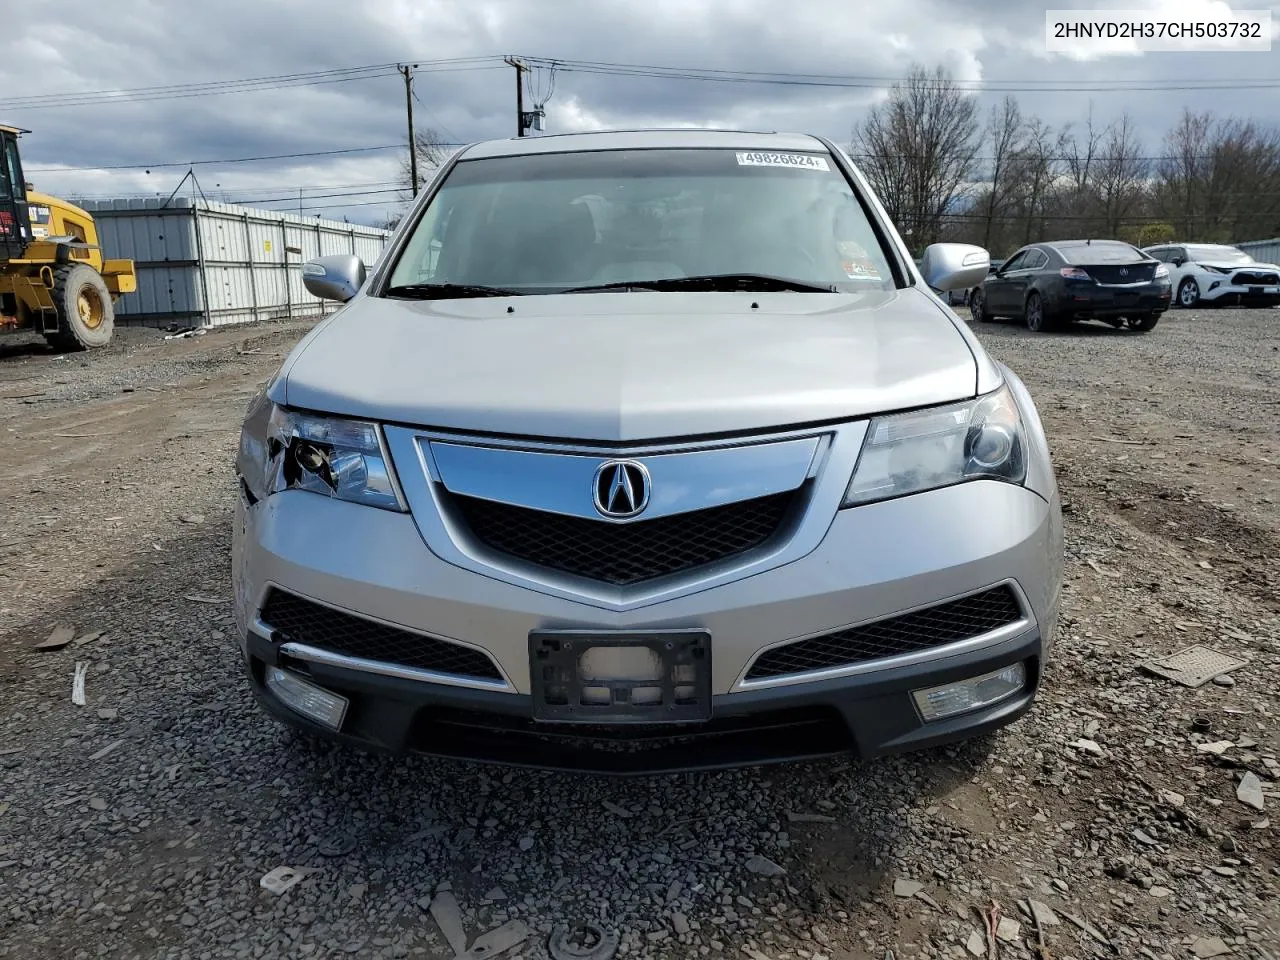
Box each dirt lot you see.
[1,308,1277,960]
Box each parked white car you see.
[1142,243,1280,309]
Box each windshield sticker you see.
[842,260,882,281]
[735,151,830,171]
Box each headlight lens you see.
[1154,264,1169,279]
[240,404,403,511]
[843,386,1027,506]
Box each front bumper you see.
[1200,282,1280,307]
[244,623,1042,774]
[234,475,1061,773]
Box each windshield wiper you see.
[562,273,839,294]
[383,282,524,299]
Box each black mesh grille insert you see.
[452,492,795,585]
[1235,270,1280,285]
[745,586,1023,680]
[260,590,502,681]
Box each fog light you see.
[265,666,348,730]
[912,663,1026,722]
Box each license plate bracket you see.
[529,631,712,724]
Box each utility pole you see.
[401,64,419,195]
[504,57,526,137]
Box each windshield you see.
[1186,245,1253,264]
[384,148,896,295]
[0,137,16,201]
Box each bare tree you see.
[1060,106,1104,197]
[1013,118,1061,246]
[851,65,981,250]
[1155,111,1280,241]
[980,97,1024,249]
[399,127,456,199]
[853,78,1280,250]
[1093,114,1149,236]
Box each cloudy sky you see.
[3,0,1278,224]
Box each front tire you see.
[1024,291,1055,333]
[1127,312,1160,332]
[1177,277,1200,309]
[45,263,115,351]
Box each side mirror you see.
[302,254,366,303]
[1170,256,1185,267]
[920,243,991,293]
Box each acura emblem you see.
[593,460,650,519]
[1119,268,1128,276]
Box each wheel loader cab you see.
[0,125,32,264]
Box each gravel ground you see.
[1,308,1277,960]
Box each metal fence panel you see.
[78,197,390,328]
[1236,238,1280,265]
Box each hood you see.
[281,288,980,442]
[1197,259,1280,272]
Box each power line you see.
[26,143,443,173]
[1,67,399,110]
[517,56,1280,93]
[228,187,405,205]
[299,198,406,212]
[0,58,504,110]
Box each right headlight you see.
[843,386,1027,507]
[237,395,403,512]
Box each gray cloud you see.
[3,0,1278,223]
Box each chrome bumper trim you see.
[732,579,1036,692]
[250,616,515,693]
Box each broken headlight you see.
[238,401,403,511]
[843,386,1027,506]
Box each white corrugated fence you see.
[1236,237,1280,266]
[77,197,390,328]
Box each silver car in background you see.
[233,130,1063,774]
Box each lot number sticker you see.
[736,151,830,171]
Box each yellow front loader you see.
[0,124,136,350]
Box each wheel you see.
[1024,291,1055,332]
[45,263,114,351]
[969,287,992,323]
[1127,312,1160,332]
[1177,277,1200,309]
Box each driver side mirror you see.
[302,254,367,303]
[920,243,991,292]
[1171,256,1186,267]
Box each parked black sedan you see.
[970,240,1171,332]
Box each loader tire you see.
[45,263,114,351]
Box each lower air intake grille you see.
[452,492,795,585]
[745,586,1024,681]
[260,590,502,681]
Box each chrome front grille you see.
[451,491,797,585]
[744,586,1024,681]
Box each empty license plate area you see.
[529,632,711,723]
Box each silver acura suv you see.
[234,130,1063,774]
